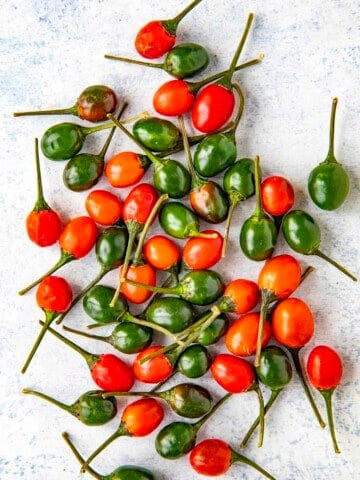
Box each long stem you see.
[193,393,232,432]
[63,323,110,343]
[82,111,149,136]
[62,432,101,480]
[132,194,169,266]
[21,310,58,374]
[219,13,254,88]
[81,428,126,472]
[97,102,128,158]
[124,312,179,342]
[178,115,200,188]
[56,267,107,325]
[165,0,203,32]
[253,155,265,219]
[241,389,281,448]
[228,83,245,134]
[287,347,326,428]
[252,382,265,447]
[18,250,74,295]
[314,249,357,282]
[14,105,77,117]
[254,290,274,367]
[326,97,338,162]
[221,196,239,258]
[123,278,181,296]
[104,54,163,69]
[320,389,341,453]
[231,450,277,480]
[33,138,50,211]
[22,388,71,414]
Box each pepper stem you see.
[228,83,245,134]
[122,278,181,297]
[82,111,149,136]
[56,267,108,325]
[107,113,162,167]
[193,392,232,432]
[132,194,169,266]
[33,138,50,211]
[252,155,266,219]
[221,194,240,258]
[251,382,265,447]
[325,97,338,163]
[163,0,203,34]
[320,388,341,454]
[287,347,326,428]
[97,103,128,158]
[21,310,58,374]
[63,323,110,343]
[40,320,98,369]
[218,12,254,89]
[124,312,179,342]
[241,389,281,448]
[178,115,201,187]
[80,426,127,472]
[62,432,101,480]
[104,54,163,69]
[14,105,77,117]
[254,290,276,367]
[22,388,71,414]
[314,249,357,282]
[18,250,74,296]
[231,449,277,480]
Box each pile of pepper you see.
[15,1,357,479]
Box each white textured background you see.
[0,0,359,479]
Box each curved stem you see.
[104,54,163,69]
[40,320,97,368]
[22,388,71,414]
[254,290,275,367]
[320,389,341,454]
[240,389,281,448]
[21,310,58,374]
[165,0,203,32]
[221,197,239,258]
[252,382,265,448]
[231,449,277,480]
[314,249,357,282]
[18,250,74,296]
[218,12,254,88]
[193,393,232,432]
[123,278,181,296]
[97,102,128,158]
[287,347,326,428]
[107,113,162,167]
[124,312,179,342]
[178,115,199,186]
[56,267,107,325]
[326,97,338,162]
[62,432,101,480]
[81,428,126,472]
[14,105,77,117]
[33,138,50,211]
[228,83,245,134]
[132,194,169,266]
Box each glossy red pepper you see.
[261,175,295,216]
[182,230,223,270]
[21,276,73,374]
[105,151,151,188]
[26,138,62,247]
[85,189,123,226]
[143,234,181,272]
[225,312,271,356]
[133,346,174,383]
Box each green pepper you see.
[177,344,212,378]
[308,97,349,210]
[193,83,244,177]
[239,156,277,260]
[62,432,156,480]
[282,209,357,281]
[133,116,181,152]
[145,296,196,333]
[22,389,117,426]
[222,157,255,256]
[105,42,209,79]
[197,311,229,346]
[240,346,292,447]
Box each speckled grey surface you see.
[0,0,359,479]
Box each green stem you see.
[123,278,182,296]
[218,12,254,88]
[56,267,108,325]
[231,450,277,480]
[107,113,162,167]
[124,312,179,342]
[14,105,77,117]
[314,249,357,282]
[97,102,128,158]
[241,389,281,448]
[300,265,315,285]
[21,310,58,374]
[63,323,110,343]
[178,115,202,188]
[33,138,50,211]
[104,54,163,69]
[164,0,203,34]
[193,393,232,432]
[252,155,266,219]
[82,111,149,136]
[18,250,74,296]
[110,221,142,307]
[22,388,71,414]
[325,97,338,162]
[221,196,240,258]
[287,347,326,428]
[252,382,265,447]
[62,432,101,480]
[228,83,245,134]
[320,389,341,454]
[254,290,275,367]
[81,427,127,472]
[132,194,169,266]
[40,320,98,369]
